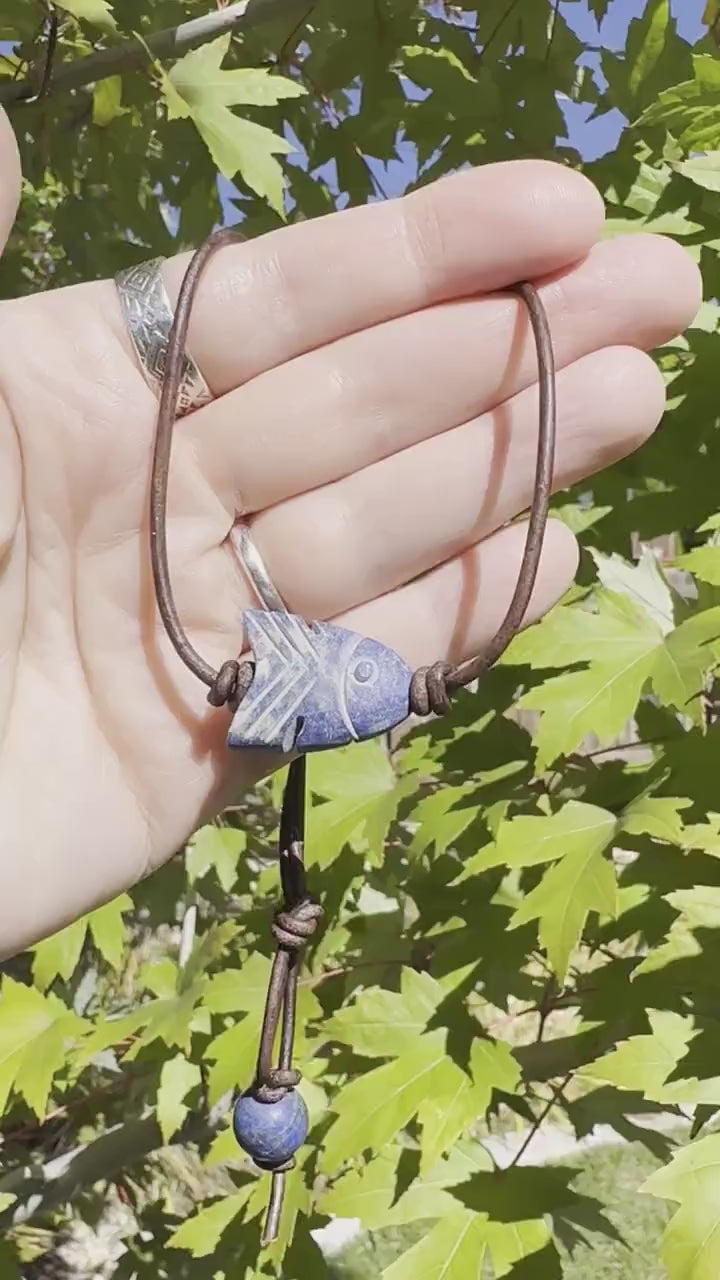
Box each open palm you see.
[0,110,701,955]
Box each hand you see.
[0,107,700,954]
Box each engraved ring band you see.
[115,258,213,419]
[115,256,285,611]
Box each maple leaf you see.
[510,842,618,981]
[163,35,305,213]
[643,1133,720,1279]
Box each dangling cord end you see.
[263,1172,286,1247]
[248,755,320,1247]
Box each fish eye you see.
[352,659,377,685]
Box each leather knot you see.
[254,1067,301,1103]
[271,898,322,950]
[207,658,253,708]
[410,661,453,717]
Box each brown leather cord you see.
[410,280,557,715]
[148,227,557,1243]
[150,230,557,713]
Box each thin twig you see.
[506,1072,572,1170]
[0,0,315,105]
[574,736,675,762]
[535,974,558,1042]
[476,0,523,66]
[276,0,315,66]
[300,957,404,988]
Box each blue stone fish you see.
[226,610,412,753]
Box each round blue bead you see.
[232,1089,309,1168]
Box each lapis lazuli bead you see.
[226,610,412,754]
[232,1089,309,1169]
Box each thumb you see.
[0,107,21,258]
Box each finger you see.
[0,107,21,257]
[153,161,604,394]
[238,345,662,620]
[0,107,22,556]
[340,517,579,671]
[188,231,699,518]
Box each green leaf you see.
[0,978,86,1117]
[57,0,116,29]
[462,801,617,877]
[92,76,126,127]
[577,1011,694,1099]
[627,1,671,104]
[591,548,674,635]
[382,1209,490,1280]
[677,546,720,585]
[167,1189,253,1257]
[88,893,132,969]
[418,1038,521,1174]
[32,918,87,990]
[678,154,720,194]
[308,739,396,799]
[306,746,412,869]
[325,967,445,1058]
[642,1133,720,1279]
[156,1054,201,1144]
[510,843,618,981]
[187,826,247,892]
[164,35,305,213]
[637,55,720,149]
[406,784,478,859]
[578,1011,720,1104]
[319,1145,481,1230]
[508,591,665,766]
[169,40,306,111]
[634,886,720,976]
[322,1029,464,1170]
[621,795,691,843]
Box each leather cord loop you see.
[149,234,556,717]
[147,230,557,1247]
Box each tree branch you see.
[0,0,314,105]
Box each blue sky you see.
[3,2,708,219]
[560,0,706,159]
[258,0,709,218]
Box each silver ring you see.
[230,521,288,613]
[115,258,213,419]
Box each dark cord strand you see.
[149,228,246,693]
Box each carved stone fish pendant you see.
[227,610,413,753]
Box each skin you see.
[0,107,702,956]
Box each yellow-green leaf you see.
[382,1210,490,1280]
[642,1133,720,1279]
[167,1189,252,1257]
[58,0,116,30]
[157,1053,202,1144]
[322,1029,461,1171]
[32,918,87,991]
[510,844,618,981]
[187,826,247,892]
